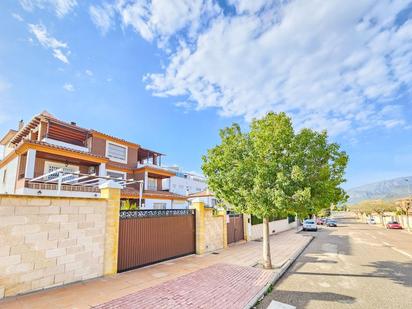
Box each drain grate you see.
[212,252,220,255]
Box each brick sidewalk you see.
[94,264,274,309]
[0,229,312,309]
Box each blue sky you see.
[0,0,412,189]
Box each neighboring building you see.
[188,189,220,208]
[0,111,187,209]
[163,166,207,196]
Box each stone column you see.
[218,209,228,249]
[25,149,36,179]
[243,214,251,241]
[191,199,205,254]
[99,180,122,275]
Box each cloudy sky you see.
[1,0,412,188]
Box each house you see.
[163,166,207,194]
[188,189,220,208]
[0,111,187,209]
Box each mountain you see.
[346,176,412,205]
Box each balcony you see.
[42,138,89,153]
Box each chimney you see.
[18,120,24,130]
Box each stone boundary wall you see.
[0,195,108,299]
[249,218,296,241]
[204,208,225,253]
[364,213,411,228]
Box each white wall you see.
[142,199,189,210]
[167,174,207,196]
[0,157,18,194]
[249,218,297,240]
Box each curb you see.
[244,235,314,309]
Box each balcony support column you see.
[25,149,36,179]
[144,171,148,190]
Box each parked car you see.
[303,219,318,231]
[317,218,326,225]
[386,221,403,229]
[326,219,337,227]
[367,218,376,224]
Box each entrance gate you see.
[227,214,244,244]
[117,209,196,272]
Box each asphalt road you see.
[257,213,412,309]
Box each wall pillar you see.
[99,163,107,177]
[99,180,122,275]
[243,214,251,241]
[218,209,228,248]
[24,149,36,179]
[191,199,206,254]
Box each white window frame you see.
[105,140,128,164]
[44,161,80,181]
[147,177,157,190]
[106,169,127,180]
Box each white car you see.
[303,219,318,231]
[367,218,376,224]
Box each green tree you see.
[202,112,348,269]
[397,199,411,231]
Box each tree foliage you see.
[202,112,348,221]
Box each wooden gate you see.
[227,214,244,244]
[117,209,196,272]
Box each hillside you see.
[347,176,412,205]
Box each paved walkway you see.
[0,229,312,309]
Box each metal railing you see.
[120,209,195,219]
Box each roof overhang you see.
[0,140,109,169]
[90,130,139,149]
[134,166,175,177]
[0,130,18,145]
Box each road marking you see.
[380,241,412,259]
[268,300,296,309]
[392,248,412,259]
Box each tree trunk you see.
[262,217,272,269]
[381,214,385,227]
[296,213,299,231]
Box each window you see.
[107,170,126,179]
[153,203,166,209]
[44,162,79,181]
[147,178,157,190]
[106,141,127,163]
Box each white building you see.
[161,167,208,208]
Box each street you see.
[257,213,412,309]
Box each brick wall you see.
[204,208,225,252]
[0,195,108,299]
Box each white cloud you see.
[19,0,77,17]
[85,69,93,76]
[63,83,75,92]
[90,0,220,44]
[142,0,412,135]
[91,0,412,136]
[89,3,116,35]
[12,13,24,22]
[29,24,70,64]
